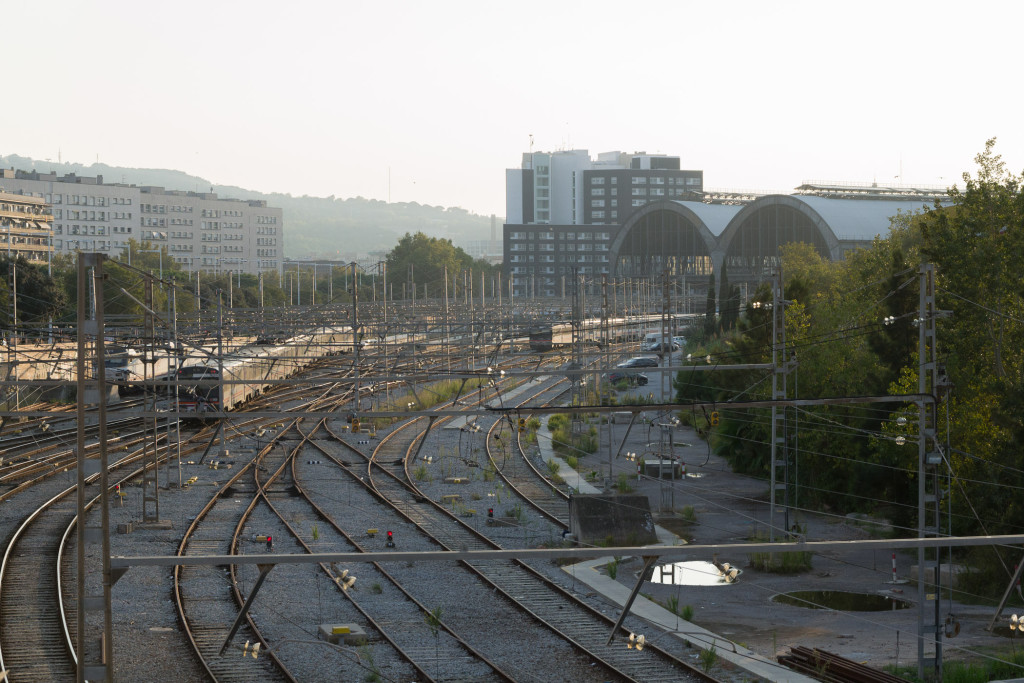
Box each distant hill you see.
[0,154,501,258]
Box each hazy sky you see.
[3,1,1020,217]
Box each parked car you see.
[645,341,680,354]
[672,336,686,347]
[617,356,659,369]
[607,371,649,386]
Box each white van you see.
[643,331,666,350]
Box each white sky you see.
[3,0,1021,217]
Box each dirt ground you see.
[614,423,1013,675]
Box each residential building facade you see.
[0,190,53,264]
[0,169,282,275]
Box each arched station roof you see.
[609,194,934,298]
[789,195,930,242]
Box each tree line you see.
[677,139,1023,594]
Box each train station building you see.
[503,149,946,303]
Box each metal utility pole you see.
[215,291,225,458]
[76,253,113,682]
[141,277,160,523]
[171,282,182,488]
[917,262,950,680]
[444,266,451,373]
[661,269,672,398]
[601,274,610,351]
[352,262,360,411]
[769,271,795,541]
[9,263,18,408]
[571,269,584,432]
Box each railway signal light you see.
[517,417,526,433]
[488,508,494,518]
[710,411,720,426]
[386,531,395,548]
[266,535,273,550]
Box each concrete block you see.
[569,494,658,547]
[443,477,469,485]
[319,623,367,645]
[440,494,461,504]
[641,459,682,478]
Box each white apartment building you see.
[139,186,281,276]
[0,170,282,276]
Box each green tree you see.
[0,255,68,331]
[385,232,499,300]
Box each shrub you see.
[699,645,718,672]
[547,414,569,432]
[665,594,679,615]
[607,557,620,579]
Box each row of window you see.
[55,209,132,221]
[53,195,133,207]
[509,254,610,263]
[510,265,610,276]
[508,231,611,240]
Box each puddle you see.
[647,560,741,586]
[773,590,912,611]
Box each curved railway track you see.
[248,418,512,682]
[0,331,692,682]
[358,378,715,683]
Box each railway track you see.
[247,418,510,682]
[358,377,715,683]
[0,328,688,681]
[486,381,574,527]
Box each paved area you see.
[532,361,1014,679]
